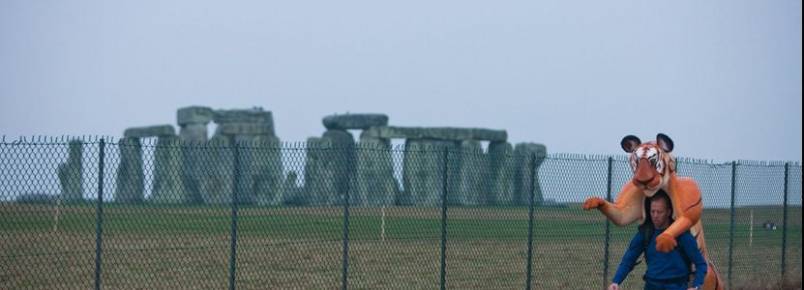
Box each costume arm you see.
[669,179,703,236]
[584,182,644,226]
[612,232,643,284]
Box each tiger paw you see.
[655,233,677,252]
[582,197,606,210]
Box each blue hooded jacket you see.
[613,228,708,288]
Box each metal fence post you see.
[440,148,449,290]
[341,147,353,290]
[781,162,789,283]
[94,139,105,290]
[229,141,241,290]
[525,153,538,290]
[603,157,613,289]
[728,161,736,289]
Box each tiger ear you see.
[656,133,674,153]
[621,135,641,153]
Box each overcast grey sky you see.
[1,0,801,162]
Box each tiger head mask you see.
[620,133,676,196]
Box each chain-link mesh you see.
[1,139,98,289]
[604,155,646,290]
[444,142,527,289]
[1,137,801,289]
[348,141,441,289]
[674,158,734,290]
[786,164,803,285]
[234,141,343,289]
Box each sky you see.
[1,0,801,163]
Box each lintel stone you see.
[215,123,275,136]
[323,113,388,130]
[362,126,506,142]
[214,108,273,124]
[177,106,215,125]
[124,125,176,138]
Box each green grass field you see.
[1,203,801,289]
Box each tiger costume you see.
[583,134,724,290]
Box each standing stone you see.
[181,142,208,204]
[178,106,215,204]
[487,141,515,205]
[57,140,83,202]
[150,136,187,203]
[239,135,283,206]
[281,171,305,205]
[180,123,210,143]
[115,137,144,203]
[303,130,355,205]
[354,135,399,206]
[199,135,234,204]
[304,137,337,205]
[232,135,257,204]
[401,139,458,206]
[513,143,547,206]
[449,140,486,206]
[323,130,356,200]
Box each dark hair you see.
[649,190,673,216]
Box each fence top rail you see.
[0,135,115,144]
[1,135,800,166]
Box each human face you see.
[650,199,671,229]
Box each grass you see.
[1,203,801,289]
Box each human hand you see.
[608,283,620,290]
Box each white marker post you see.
[381,206,386,242]
[749,209,753,247]
[52,195,63,234]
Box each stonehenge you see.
[308,115,544,207]
[112,107,283,205]
[68,108,546,207]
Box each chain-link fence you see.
[1,137,800,289]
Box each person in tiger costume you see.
[609,191,707,290]
[583,134,724,290]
